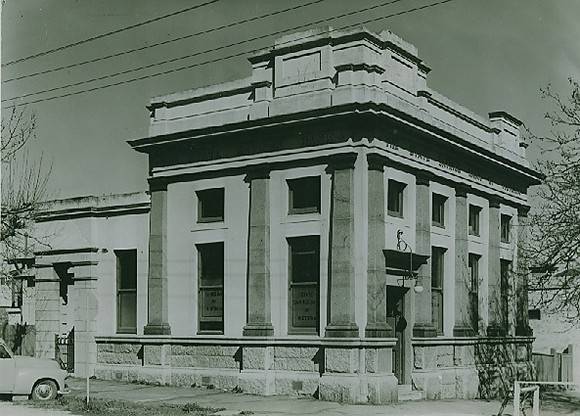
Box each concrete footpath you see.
[66,378,580,416]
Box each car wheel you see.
[31,379,58,401]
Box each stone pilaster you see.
[365,154,392,338]
[453,185,474,336]
[143,179,171,335]
[325,153,359,338]
[515,206,532,336]
[243,166,274,336]
[413,171,437,337]
[487,199,503,336]
[34,265,61,359]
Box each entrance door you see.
[386,286,408,384]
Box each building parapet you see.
[36,192,149,222]
[142,27,532,172]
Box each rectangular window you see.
[431,247,446,335]
[432,194,447,227]
[287,176,321,214]
[469,205,481,236]
[500,259,511,331]
[468,254,480,332]
[197,242,224,334]
[197,188,225,223]
[501,214,511,243]
[288,236,320,334]
[387,180,406,217]
[116,250,137,334]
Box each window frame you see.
[196,188,225,223]
[431,193,447,228]
[115,249,138,335]
[500,214,511,243]
[197,242,225,335]
[468,205,481,236]
[431,246,446,335]
[468,253,481,332]
[287,236,320,335]
[500,259,512,332]
[387,179,406,218]
[287,176,321,215]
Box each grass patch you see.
[18,395,225,416]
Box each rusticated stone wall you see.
[95,338,397,404]
[411,337,534,400]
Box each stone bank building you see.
[4,28,543,403]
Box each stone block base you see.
[95,337,399,404]
[319,373,397,404]
[412,367,479,400]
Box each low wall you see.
[412,337,535,400]
[95,336,398,404]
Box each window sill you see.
[289,208,320,215]
[197,217,224,224]
[116,329,137,335]
[387,211,404,219]
[432,222,445,229]
[197,331,224,336]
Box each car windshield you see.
[0,343,11,359]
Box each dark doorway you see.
[386,285,408,384]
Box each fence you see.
[532,344,574,384]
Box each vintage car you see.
[0,338,69,400]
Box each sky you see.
[2,0,579,199]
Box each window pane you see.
[288,177,321,213]
[197,188,225,221]
[387,180,405,216]
[291,285,318,328]
[197,242,224,333]
[117,250,137,289]
[431,247,445,289]
[468,254,480,330]
[500,260,511,330]
[118,292,137,332]
[116,250,137,334]
[432,289,443,334]
[501,215,511,242]
[469,205,480,235]
[288,236,320,333]
[432,194,446,226]
[198,243,224,287]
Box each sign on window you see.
[200,288,223,321]
[291,285,317,328]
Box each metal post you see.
[86,286,89,406]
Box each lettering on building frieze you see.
[409,152,430,163]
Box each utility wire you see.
[1,0,220,67]
[3,0,328,83]
[2,0,457,109]
[3,0,407,102]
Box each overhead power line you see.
[2,0,457,109]
[1,0,220,67]
[2,0,407,103]
[3,0,328,83]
